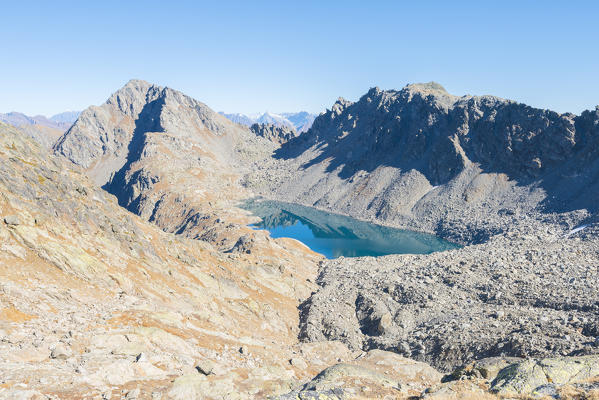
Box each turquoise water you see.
[240,199,459,259]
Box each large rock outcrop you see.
[250,122,299,145]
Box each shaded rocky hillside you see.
[246,82,599,243]
[250,122,299,145]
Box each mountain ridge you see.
[54,79,254,185]
[245,81,599,244]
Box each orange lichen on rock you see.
[0,306,35,323]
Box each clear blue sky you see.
[1,1,598,117]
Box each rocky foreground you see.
[1,80,599,398]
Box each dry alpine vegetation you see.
[0,79,598,399]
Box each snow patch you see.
[566,224,588,237]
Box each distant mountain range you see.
[0,111,80,148]
[220,111,316,133]
[0,111,80,130]
[48,111,81,125]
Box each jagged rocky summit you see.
[53,79,277,244]
[250,122,299,145]
[246,81,599,244]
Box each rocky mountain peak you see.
[366,86,383,96]
[399,81,458,110]
[331,97,353,115]
[105,79,161,118]
[54,80,276,219]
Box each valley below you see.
[1,80,598,399]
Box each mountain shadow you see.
[102,96,166,211]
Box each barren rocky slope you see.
[301,229,599,372]
[0,121,340,398]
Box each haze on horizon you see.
[1,1,598,117]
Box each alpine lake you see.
[241,199,460,259]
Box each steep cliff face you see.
[246,83,599,243]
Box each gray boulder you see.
[490,355,599,396]
[3,215,21,226]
